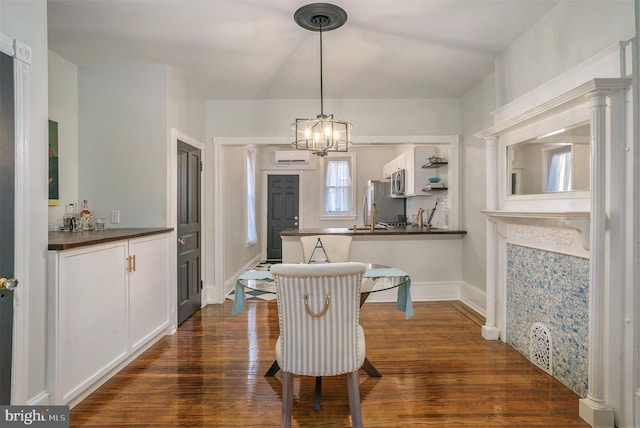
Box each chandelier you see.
[292,3,352,157]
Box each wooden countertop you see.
[48,227,173,250]
[280,226,466,237]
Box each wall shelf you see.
[422,161,448,169]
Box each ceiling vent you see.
[274,150,310,166]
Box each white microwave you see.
[391,169,405,197]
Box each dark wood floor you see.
[70,301,589,427]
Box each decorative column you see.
[482,136,499,340]
[579,90,614,427]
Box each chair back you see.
[271,262,366,376]
[300,235,352,263]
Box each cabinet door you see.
[129,234,170,351]
[56,241,128,403]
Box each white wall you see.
[221,145,257,279]
[208,98,461,137]
[0,0,49,404]
[78,65,169,227]
[167,67,206,143]
[495,0,635,105]
[459,73,495,310]
[48,51,78,225]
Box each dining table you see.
[232,263,413,378]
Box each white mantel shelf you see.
[481,210,589,220]
[481,210,590,250]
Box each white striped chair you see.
[271,262,367,428]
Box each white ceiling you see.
[47,0,559,100]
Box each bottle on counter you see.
[80,200,91,218]
[79,200,92,230]
[63,204,76,231]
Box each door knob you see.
[0,278,18,291]
[294,222,298,226]
[294,216,299,220]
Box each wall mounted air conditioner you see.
[274,150,310,166]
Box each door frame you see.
[261,170,304,261]
[168,129,205,331]
[0,33,31,404]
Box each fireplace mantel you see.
[481,210,590,250]
[476,43,634,427]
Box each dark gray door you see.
[177,141,201,325]
[0,51,15,404]
[267,175,299,261]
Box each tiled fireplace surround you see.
[506,235,589,397]
[476,43,636,428]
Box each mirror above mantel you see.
[507,122,590,196]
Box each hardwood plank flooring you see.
[70,301,589,427]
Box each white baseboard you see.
[27,390,51,406]
[459,281,486,318]
[364,281,461,303]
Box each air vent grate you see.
[530,322,553,375]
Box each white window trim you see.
[319,152,357,221]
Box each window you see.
[322,154,356,218]
[545,146,572,192]
[246,146,257,245]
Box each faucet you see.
[370,203,377,232]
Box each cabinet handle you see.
[127,255,136,273]
[132,255,136,272]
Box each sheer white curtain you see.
[546,148,571,192]
[325,159,352,213]
[246,147,258,244]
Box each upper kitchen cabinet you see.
[381,138,460,229]
[382,154,406,179]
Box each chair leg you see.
[282,372,293,428]
[314,376,322,410]
[347,371,362,428]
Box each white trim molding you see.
[0,32,31,405]
[168,129,206,323]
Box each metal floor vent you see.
[530,322,553,375]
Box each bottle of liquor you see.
[80,200,92,230]
[80,200,91,218]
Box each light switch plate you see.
[110,210,120,224]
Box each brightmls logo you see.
[0,406,69,427]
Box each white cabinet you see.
[382,155,405,178]
[129,234,171,351]
[47,232,171,406]
[405,146,439,196]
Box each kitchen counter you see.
[48,227,173,250]
[280,226,466,237]
[280,226,467,303]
